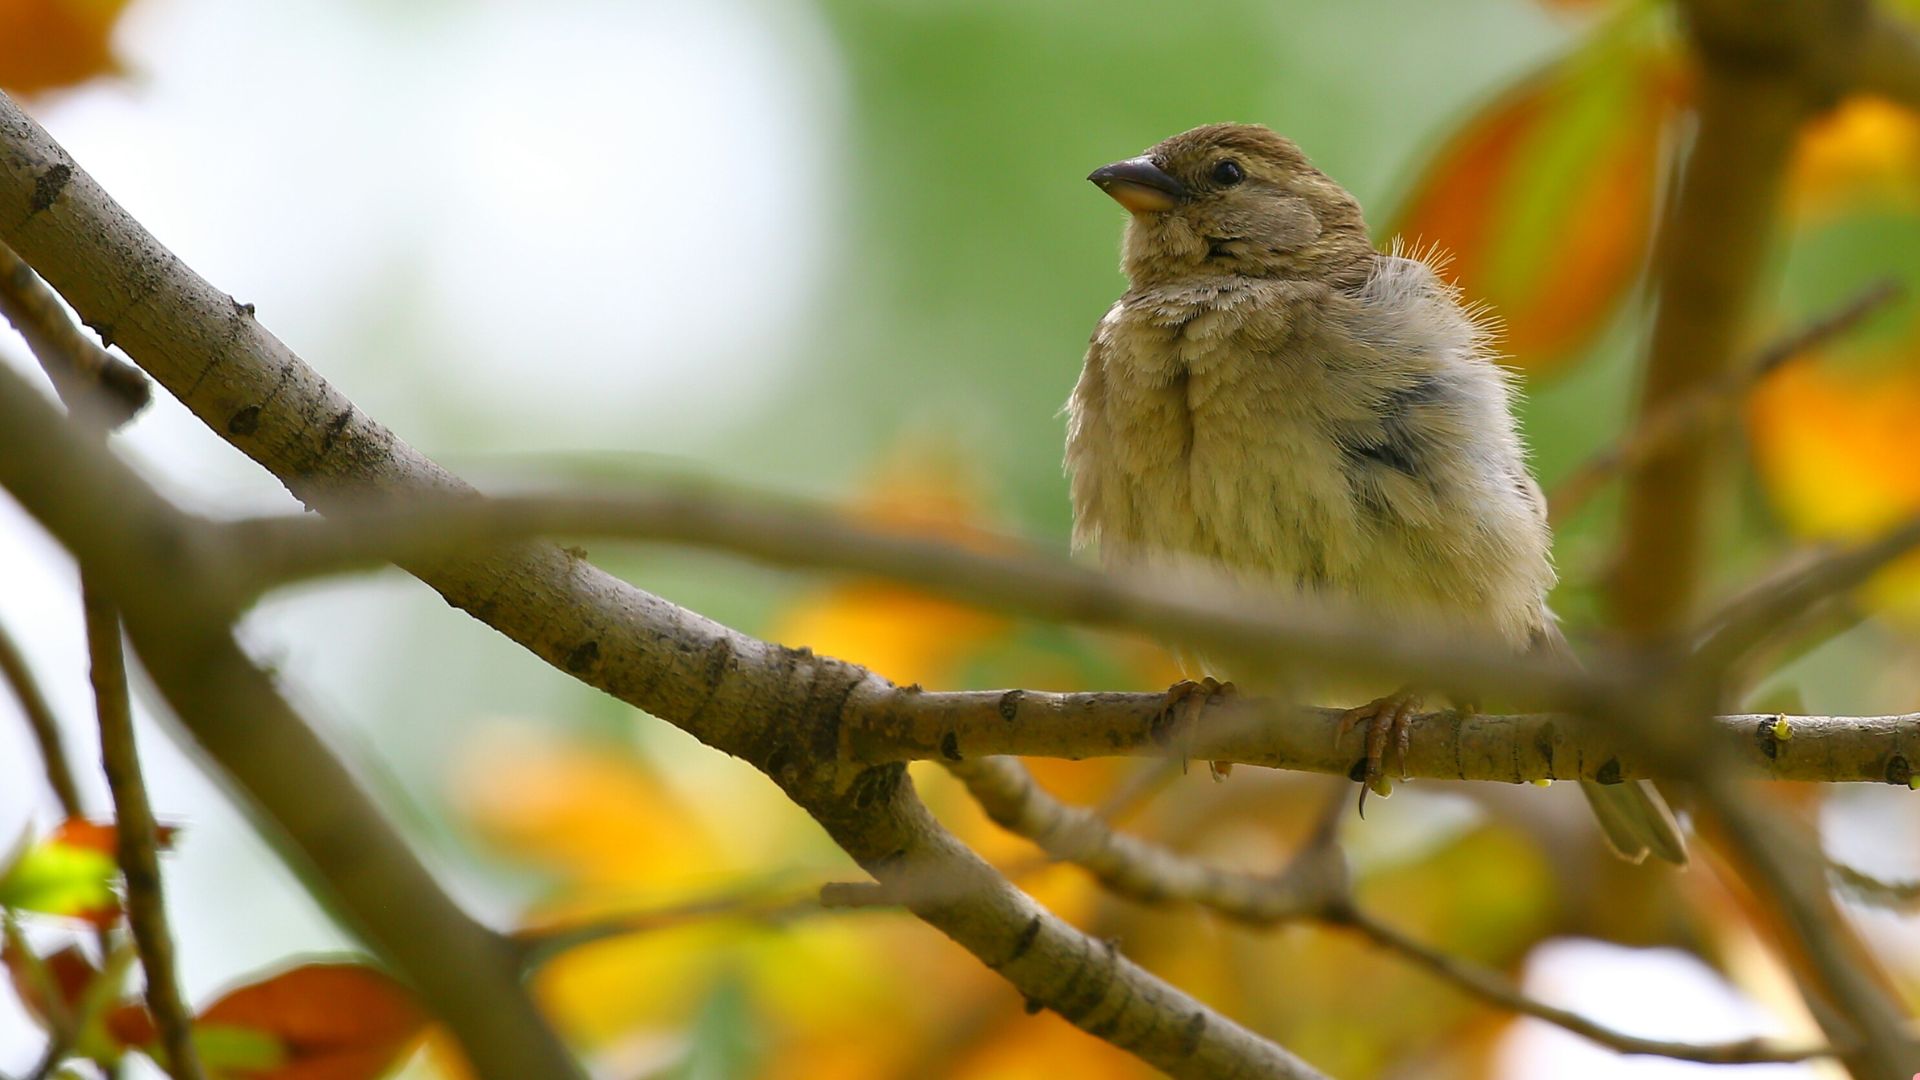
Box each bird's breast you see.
[1096,306,1360,591]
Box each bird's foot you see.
[1154,677,1238,780]
[1338,689,1422,815]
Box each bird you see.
[1064,122,1686,865]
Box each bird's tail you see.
[1580,780,1688,866]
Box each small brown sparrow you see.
[1066,123,1684,864]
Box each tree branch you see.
[0,362,583,1078]
[946,756,1338,921]
[948,756,1833,1065]
[0,613,82,817]
[0,92,1322,1080]
[1339,909,1833,1066]
[82,583,205,1080]
[0,240,146,426]
[222,490,1600,716]
[1695,512,1920,672]
[1617,2,1920,1074]
[888,691,1920,784]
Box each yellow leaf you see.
[767,445,1010,687]
[1788,96,1920,218]
[1748,357,1920,617]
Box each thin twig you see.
[83,582,204,1080]
[1549,279,1901,525]
[0,242,147,426]
[1830,860,1920,911]
[946,756,1339,921]
[950,755,1832,1065]
[1693,513,1920,673]
[1338,909,1833,1065]
[511,883,827,970]
[0,614,82,817]
[1695,773,1914,1073]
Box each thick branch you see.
[1613,9,1816,636]
[874,692,1920,785]
[0,92,1318,1079]
[1619,3,1919,1075]
[205,490,1920,783]
[225,491,1599,716]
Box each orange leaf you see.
[52,817,181,856]
[1387,19,1679,373]
[0,0,134,94]
[197,962,428,1080]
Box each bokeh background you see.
[3,0,1920,1076]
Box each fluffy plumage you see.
[1068,123,1684,864]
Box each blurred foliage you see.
[3,818,425,1078]
[5,0,1920,1077]
[0,0,129,94]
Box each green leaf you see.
[0,839,117,918]
[190,1022,289,1076]
[673,971,761,1080]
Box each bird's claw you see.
[1155,677,1238,780]
[1338,690,1421,816]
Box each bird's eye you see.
[1211,160,1244,185]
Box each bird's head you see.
[1089,123,1374,287]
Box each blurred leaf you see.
[52,817,181,857]
[0,832,117,921]
[2,937,148,1065]
[3,941,97,1028]
[191,962,427,1080]
[1386,11,1677,373]
[455,731,724,891]
[1748,357,1920,619]
[192,1023,290,1076]
[1788,97,1920,218]
[673,971,762,1080]
[767,445,1010,687]
[0,0,133,94]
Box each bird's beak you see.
[1088,157,1186,214]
